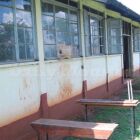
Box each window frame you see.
[107,18,123,55]
[0,0,37,64]
[41,0,80,60]
[133,27,140,52]
[84,8,105,57]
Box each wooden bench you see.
[77,99,140,140]
[31,119,118,140]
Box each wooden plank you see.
[31,119,118,140]
[77,99,139,107]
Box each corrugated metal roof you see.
[95,0,140,22]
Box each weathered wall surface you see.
[45,59,83,106]
[0,0,139,137]
[0,64,40,127]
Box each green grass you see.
[133,78,140,90]
[64,89,140,140]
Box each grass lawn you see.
[64,82,140,140]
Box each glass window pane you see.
[42,15,54,30]
[70,11,77,21]
[56,18,68,32]
[19,44,26,59]
[26,45,34,59]
[85,35,91,56]
[42,3,53,16]
[44,45,57,59]
[84,10,90,36]
[90,18,98,27]
[108,20,120,28]
[0,43,16,61]
[56,32,67,44]
[73,35,79,46]
[91,28,99,36]
[16,0,31,11]
[55,6,68,19]
[0,0,13,6]
[0,25,14,43]
[111,29,120,36]
[43,30,55,44]
[18,27,25,44]
[92,37,100,54]
[25,28,33,44]
[0,7,13,25]
[91,36,100,47]
[72,46,79,57]
[70,23,78,33]
[16,10,32,27]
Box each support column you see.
[78,0,87,98]
[130,23,134,78]
[34,0,47,95]
[104,12,109,92]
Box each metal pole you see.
[78,0,86,85]
[127,80,131,100]
[130,80,134,100]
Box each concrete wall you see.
[85,56,106,90]
[133,53,140,72]
[0,63,40,127]
[108,55,122,81]
[0,0,140,135]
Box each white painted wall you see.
[133,53,140,71]
[45,59,82,106]
[0,64,40,127]
[107,55,122,81]
[85,56,107,90]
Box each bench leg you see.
[130,107,135,140]
[85,105,88,121]
[133,107,136,134]
[38,130,49,140]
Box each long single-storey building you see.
[0,0,140,140]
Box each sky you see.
[118,0,140,15]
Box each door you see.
[123,22,133,78]
[123,35,132,78]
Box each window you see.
[84,8,104,56]
[0,0,36,63]
[123,21,131,35]
[133,28,140,52]
[41,0,79,60]
[107,19,122,54]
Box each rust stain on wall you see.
[59,81,73,99]
[18,74,33,101]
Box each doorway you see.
[123,21,133,78]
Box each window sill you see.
[0,61,39,69]
[107,54,123,57]
[45,57,82,64]
[85,55,106,59]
